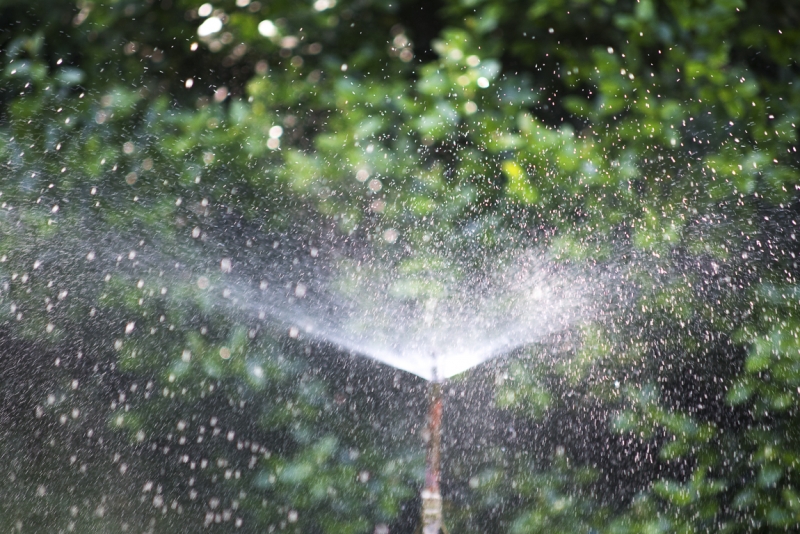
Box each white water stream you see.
[228,247,593,381]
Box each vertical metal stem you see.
[421,381,443,534]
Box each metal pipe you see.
[421,381,443,534]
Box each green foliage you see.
[0,0,799,532]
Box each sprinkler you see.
[243,253,584,531]
[420,380,449,534]
[417,362,450,534]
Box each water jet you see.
[238,246,593,530]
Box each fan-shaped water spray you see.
[184,232,606,532]
[80,224,605,531]
[234,244,593,381]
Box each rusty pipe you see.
[421,381,443,534]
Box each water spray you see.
[233,249,590,532]
[224,244,590,531]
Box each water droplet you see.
[197,16,223,37]
[294,283,307,297]
[258,20,277,38]
[383,229,398,243]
